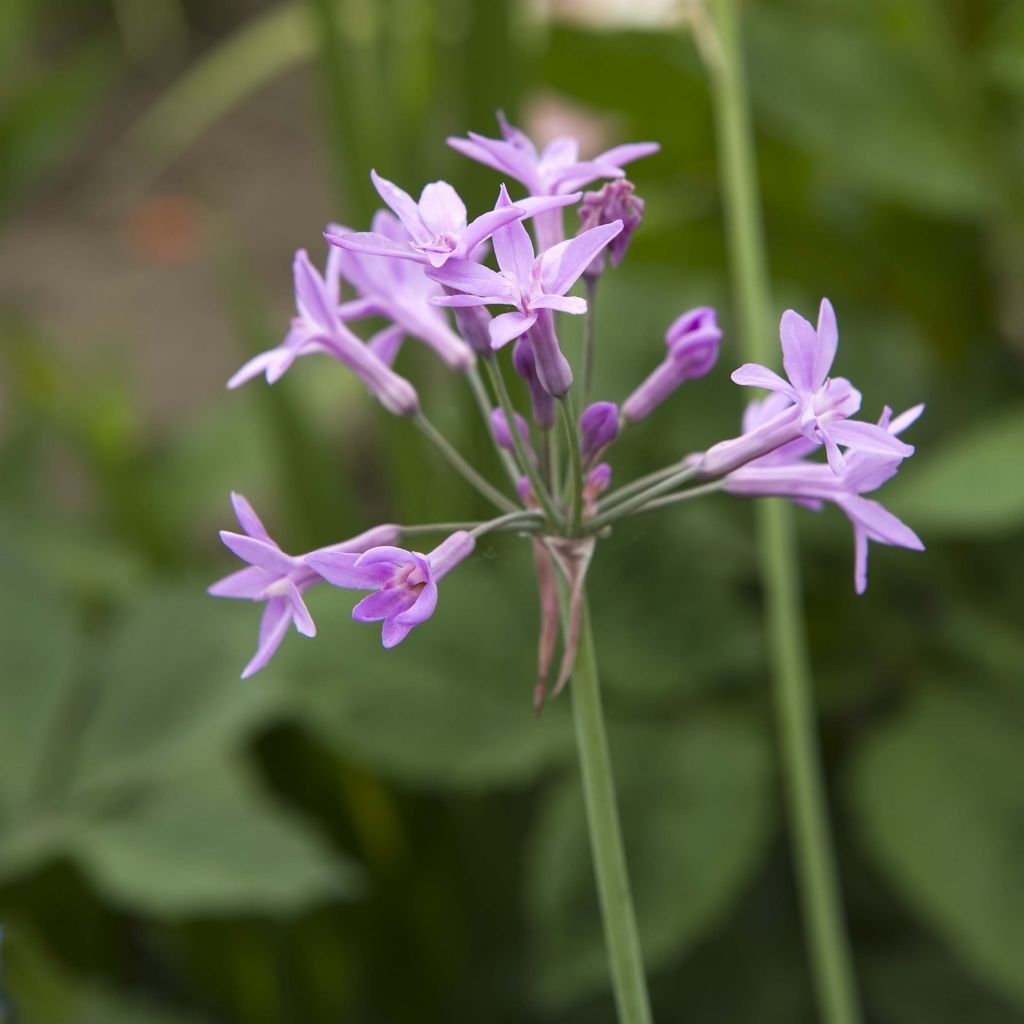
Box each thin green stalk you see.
[587,466,700,532]
[467,361,522,490]
[631,480,725,516]
[704,3,862,1022]
[583,277,599,407]
[413,412,517,514]
[398,512,541,538]
[571,595,653,1024]
[559,395,585,532]
[598,462,690,512]
[483,358,563,528]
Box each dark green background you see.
[1,1,1022,1021]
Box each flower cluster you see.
[211,112,924,696]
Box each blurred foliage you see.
[1,0,1023,1022]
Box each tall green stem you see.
[704,3,862,1022]
[571,596,653,1024]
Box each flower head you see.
[330,214,475,370]
[701,299,913,475]
[227,249,419,416]
[307,531,475,648]
[328,173,581,269]
[448,111,659,198]
[724,404,925,592]
[209,493,399,676]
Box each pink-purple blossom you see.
[428,187,622,395]
[724,404,925,592]
[329,214,475,370]
[328,173,580,269]
[307,532,475,648]
[209,493,399,676]
[701,299,913,476]
[578,181,645,279]
[227,249,419,416]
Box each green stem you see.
[704,3,862,1022]
[559,395,585,533]
[467,361,522,490]
[587,466,700,532]
[598,462,692,513]
[483,359,563,528]
[630,480,725,516]
[399,512,541,538]
[571,595,653,1024]
[413,412,517,514]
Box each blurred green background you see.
[1,0,1023,1021]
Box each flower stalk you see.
[704,2,863,1022]
[570,594,653,1024]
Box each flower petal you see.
[827,418,914,459]
[417,181,467,238]
[593,141,661,167]
[353,587,415,623]
[230,491,271,541]
[293,250,336,334]
[219,531,295,575]
[427,259,509,299]
[490,311,536,349]
[208,566,273,599]
[779,308,825,393]
[325,230,421,263]
[371,170,428,241]
[394,580,438,627]
[539,221,623,297]
[731,363,795,396]
[241,598,292,679]
[287,580,317,637]
[380,617,415,649]
[492,185,535,282]
[532,294,587,315]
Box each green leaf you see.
[850,687,1024,1007]
[289,552,574,789]
[74,760,357,916]
[0,539,78,819]
[526,713,774,1008]
[884,406,1024,536]
[71,584,282,796]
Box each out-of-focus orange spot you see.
[125,195,203,265]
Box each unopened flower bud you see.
[490,408,531,453]
[621,307,721,423]
[583,463,612,515]
[579,402,619,465]
[578,180,644,279]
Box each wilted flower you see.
[578,180,645,279]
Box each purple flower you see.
[307,531,476,648]
[448,112,659,199]
[330,213,475,370]
[701,299,913,476]
[448,112,658,250]
[724,405,925,592]
[429,187,622,395]
[622,307,722,423]
[327,173,580,269]
[227,249,419,416]
[578,181,645,278]
[580,401,619,464]
[209,492,399,676]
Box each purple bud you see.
[621,307,722,423]
[585,463,612,499]
[517,476,536,507]
[578,180,645,279]
[490,408,531,453]
[512,336,556,428]
[579,401,619,465]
